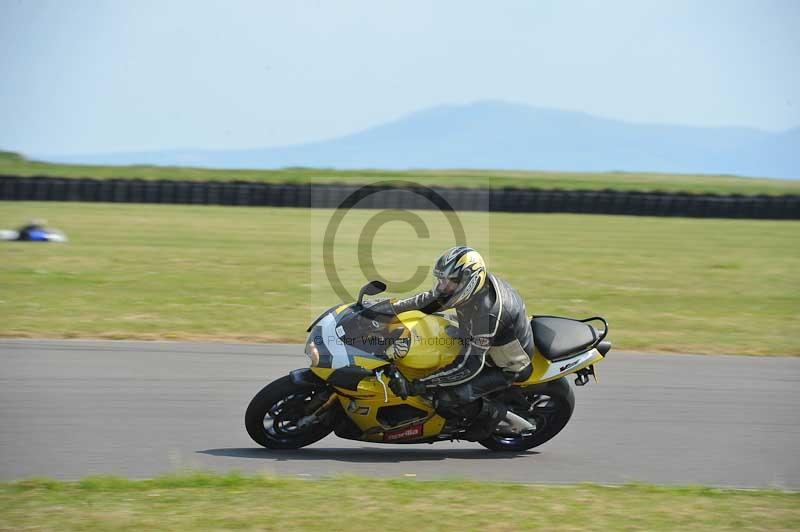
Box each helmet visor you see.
[433,276,459,298]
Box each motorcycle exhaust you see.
[496,411,535,435]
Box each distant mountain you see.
[42,101,800,179]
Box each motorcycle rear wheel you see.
[245,376,335,449]
[479,377,575,452]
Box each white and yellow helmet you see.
[432,246,487,307]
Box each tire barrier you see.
[1,175,798,219]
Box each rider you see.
[366,246,535,440]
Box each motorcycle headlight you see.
[305,341,320,367]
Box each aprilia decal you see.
[383,423,424,441]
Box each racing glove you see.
[387,367,426,399]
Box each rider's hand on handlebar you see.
[387,367,426,399]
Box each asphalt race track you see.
[1,340,798,488]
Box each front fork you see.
[296,389,339,430]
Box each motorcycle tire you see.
[479,377,575,452]
[245,375,335,449]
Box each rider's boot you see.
[461,398,507,441]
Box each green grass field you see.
[1,473,797,531]
[1,201,797,354]
[2,150,799,195]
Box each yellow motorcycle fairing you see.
[308,310,459,442]
[517,348,604,386]
[309,306,605,443]
[392,310,461,378]
[331,376,446,442]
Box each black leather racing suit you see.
[382,273,535,418]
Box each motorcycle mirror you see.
[364,280,387,295]
[357,280,387,306]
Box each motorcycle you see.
[246,281,611,452]
[0,226,68,243]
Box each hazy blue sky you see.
[1,0,799,156]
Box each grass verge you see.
[1,473,798,531]
[2,150,800,195]
[1,202,798,354]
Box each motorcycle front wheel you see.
[479,377,575,452]
[245,375,335,449]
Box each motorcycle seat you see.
[531,316,598,362]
